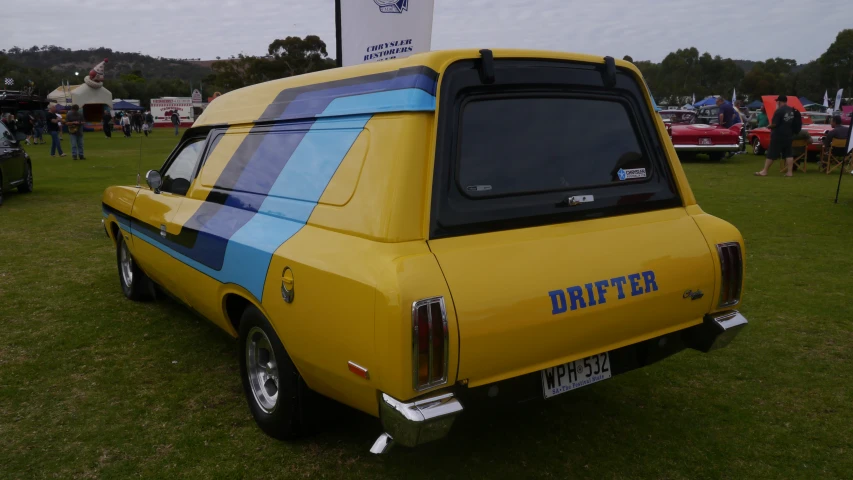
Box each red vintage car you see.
[747,96,831,156]
[659,109,742,161]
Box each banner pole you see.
[834,125,853,204]
[335,0,343,67]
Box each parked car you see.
[747,97,831,156]
[659,109,742,160]
[102,50,748,453]
[0,118,34,205]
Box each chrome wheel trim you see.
[246,326,279,413]
[120,240,134,287]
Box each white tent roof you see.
[72,84,112,106]
[46,84,80,104]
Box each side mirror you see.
[146,170,162,194]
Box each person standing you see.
[170,110,180,136]
[755,95,796,177]
[716,97,741,128]
[103,108,113,139]
[33,114,44,144]
[145,110,154,134]
[756,106,769,127]
[46,105,66,157]
[120,113,131,138]
[65,104,86,160]
[20,114,34,145]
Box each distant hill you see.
[2,46,211,82]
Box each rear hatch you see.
[427,56,716,387]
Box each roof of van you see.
[193,49,639,128]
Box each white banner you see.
[339,0,435,67]
[150,98,194,126]
[835,89,843,112]
[823,90,829,108]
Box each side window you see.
[161,139,204,196]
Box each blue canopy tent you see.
[112,100,143,111]
[798,96,817,107]
[693,97,718,107]
[746,100,763,110]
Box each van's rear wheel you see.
[116,234,153,301]
[239,305,307,440]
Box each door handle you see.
[160,225,167,238]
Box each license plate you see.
[699,138,712,145]
[541,352,611,399]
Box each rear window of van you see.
[458,96,650,198]
[430,59,681,239]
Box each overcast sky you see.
[3,0,847,64]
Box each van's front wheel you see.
[239,305,307,440]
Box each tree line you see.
[2,30,850,107]
[633,29,852,105]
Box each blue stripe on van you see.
[219,115,371,298]
[318,88,436,117]
[275,73,437,121]
[125,114,371,300]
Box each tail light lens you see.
[716,242,743,308]
[412,297,448,391]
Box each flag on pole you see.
[732,88,736,104]
[835,89,843,111]
[3,78,13,86]
[823,91,829,108]
[692,93,696,105]
[336,0,435,67]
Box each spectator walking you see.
[46,105,66,157]
[33,114,44,144]
[755,95,797,177]
[170,111,180,136]
[65,104,86,160]
[21,114,34,145]
[121,113,131,138]
[145,111,154,134]
[103,109,113,139]
[134,111,144,133]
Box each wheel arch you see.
[220,286,269,339]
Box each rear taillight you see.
[716,242,743,308]
[412,297,448,391]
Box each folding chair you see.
[781,139,809,173]
[820,138,850,175]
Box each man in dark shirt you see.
[170,111,180,136]
[822,115,850,149]
[716,97,740,128]
[755,95,795,177]
[65,104,86,160]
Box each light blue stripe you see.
[218,114,372,299]
[317,88,435,118]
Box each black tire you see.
[18,162,33,193]
[239,305,307,440]
[116,234,154,301]
[752,137,765,156]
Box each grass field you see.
[1,130,852,479]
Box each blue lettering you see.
[584,283,597,306]
[610,276,627,299]
[642,270,659,293]
[549,290,567,315]
[628,273,643,296]
[567,286,586,310]
[594,280,609,304]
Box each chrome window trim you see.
[411,297,449,391]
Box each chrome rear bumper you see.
[685,310,748,352]
[674,144,741,152]
[370,391,463,454]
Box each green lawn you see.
[2,132,852,479]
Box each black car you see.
[0,118,33,205]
